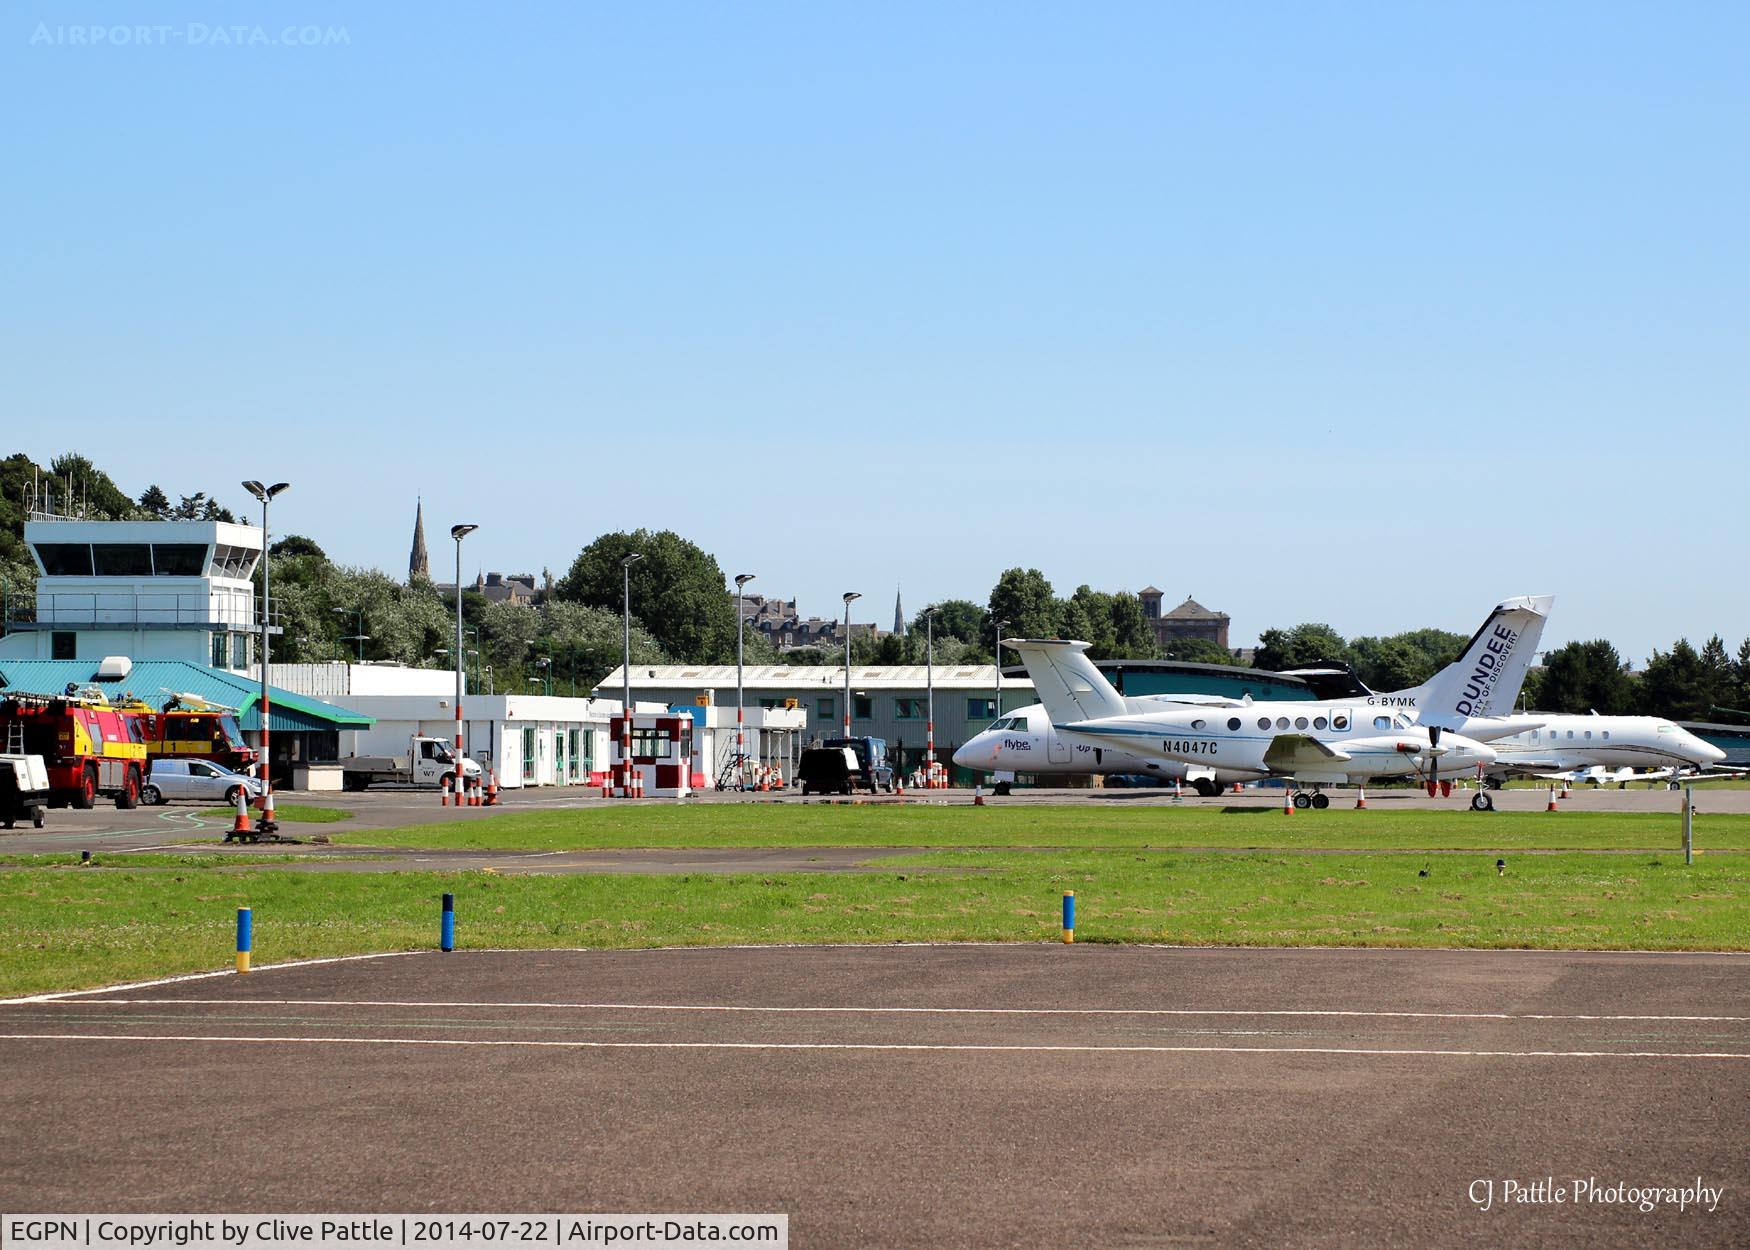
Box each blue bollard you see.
[1062,890,1075,944]
[236,907,253,974]
[441,892,455,953]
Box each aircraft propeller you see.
[1425,724,1443,798]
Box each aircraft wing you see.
[1494,760,1563,776]
[1262,734,1353,772]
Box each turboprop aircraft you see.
[955,595,1553,799]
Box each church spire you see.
[893,586,906,636]
[409,497,430,582]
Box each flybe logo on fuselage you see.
[1455,624,1519,717]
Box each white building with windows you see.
[0,517,264,668]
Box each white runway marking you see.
[0,1032,1744,1060]
[22,997,1749,1024]
[0,953,417,1004]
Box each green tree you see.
[48,453,135,519]
[912,600,986,647]
[555,530,733,663]
[1162,637,1244,666]
[1638,639,1709,720]
[137,485,172,519]
[1106,592,1159,659]
[1732,638,1750,716]
[1253,623,1351,673]
[1699,635,1734,714]
[1533,640,1635,714]
[988,568,1056,639]
[270,534,328,560]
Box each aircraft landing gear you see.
[1293,792,1312,809]
[1292,791,1330,810]
[1471,792,1495,812]
[1311,792,1329,809]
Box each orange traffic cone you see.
[228,786,253,841]
[1355,786,1368,810]
[1172,779,1183,803]
[486,771,499,806]
[1560,779,1570,799]
[441,777,451,806]
[1283,787,1294,815]
[1546,785,1559,812]
[974,784,985,806]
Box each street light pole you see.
[735,573,755,789]
[450,524,479,792]
[993,617,1010,719]
[242,480,289,833]
[621,552,644,796]
[841,591,861,739]
[923,606,941,787]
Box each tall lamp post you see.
[450,524,478,790]
[242,480,289,832]
[535,656,552,696]
[620,552,644,796]
[922,606,941,787]
[992,618,1010,719]
[841,591,861,739]
[735,573,755,788]
[334,607,369,662]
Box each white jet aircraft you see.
[956,596,1553,800]
[993,596,1554,807]
[1473,714,1730,804]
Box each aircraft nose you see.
[951,741,979,769]
[1694,735,1727,765]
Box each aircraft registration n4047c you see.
[957,595,1552,802]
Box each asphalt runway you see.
[2,946,1745,1247]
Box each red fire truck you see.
[122,694,257,773]
[0,690,149,809]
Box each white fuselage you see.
[1483,714,1725,779]
[952,705,1253,790]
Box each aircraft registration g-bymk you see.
[977,595,1553,806]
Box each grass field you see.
[331,803,1750,852]
[4,803,1745,996]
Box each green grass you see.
[1,849,1743,996]
[195,804,352,824]
[331,803,1750,852]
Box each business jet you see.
[956,595,1552,801]
[1475,714,1730,799]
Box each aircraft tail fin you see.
[1002,638,1127,725]
[1414,595,1554,728]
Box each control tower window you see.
[35,544,93,576]
[151,544,207,576]
[92,544,153,576]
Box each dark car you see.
[797,747,860,796]
[823,736,896,793]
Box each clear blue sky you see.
[4,2,1745,664]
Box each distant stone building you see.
[1138,589,1230,651]
[733,593,885,651]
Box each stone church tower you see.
[409,497,430,582]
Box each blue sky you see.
[4,2,1745,663]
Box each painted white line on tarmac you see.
[1,952,418,1004]
[0,1032,1743,1060]
[25,998,1749,1024]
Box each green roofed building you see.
[0,657,372,784]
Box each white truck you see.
[340,736,483,792]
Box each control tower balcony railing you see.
[1,589,272,632]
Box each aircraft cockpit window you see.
[1395,714,1413,729]
[1191,719,1207,730]
[1374,715,1392,730]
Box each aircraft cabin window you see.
[1603,731,1610,740]
[1227,718,1242,731]
[1293,717,1309,730]
[1314,716,1328,730]
[1567,730,1575,739]
[1275,717,1290,730]
[1584,730,1592,739]
[1258,718,1271,730]
[1374,716,1392,730]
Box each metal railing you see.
[2,588,267,631]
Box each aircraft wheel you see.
[1471,793,1495,812]
[994,782,1012,796]
[1292,793,1312,809]
[1311,792,1330,810]
[1192,778,1219,798]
